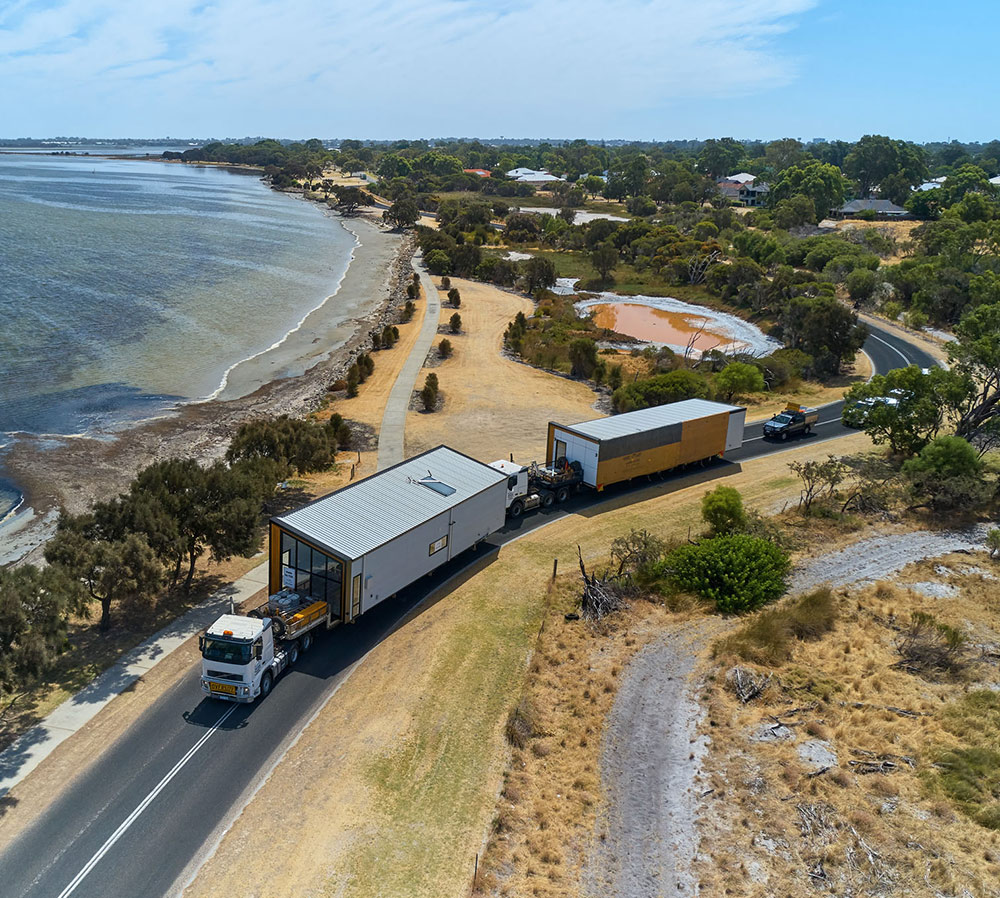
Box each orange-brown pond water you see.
[588,302,747,352]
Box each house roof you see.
[557,399,744,443]
[725,172,758,184]
[506,167,563,182]
[839,199,907,214]
[990,175,1000,186]
[464,168,490,177]
[272,446,506,561]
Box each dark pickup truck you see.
[763,404,819,441]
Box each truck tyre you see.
[556,486,570,503]
[289,643,300,665]
[509,499,524,518]
[259,671,273,700]
[301,632,313,652]
[805,425,812,435]
[542,492,554,508]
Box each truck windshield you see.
[773,414,792,425]
[202,638,251,664]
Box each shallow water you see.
[0,154,357,516]
[587,302,738,353]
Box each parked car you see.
[842,395,899,428]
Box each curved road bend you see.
[0,323,940,898]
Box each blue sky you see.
[0,0,994,141]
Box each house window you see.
[429,535,449,556]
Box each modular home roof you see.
[556,399,743,442]
[273,446,506,560]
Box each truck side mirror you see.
[198,636,205,652]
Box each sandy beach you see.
[1,210,412,566]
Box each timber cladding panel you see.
[676,411,729,464]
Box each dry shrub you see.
[895,611,967,676]
[715,587,837,666]
[505,698,539,749]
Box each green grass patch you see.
[714,587,837,665]
[342,556,546,898]
[932,691,1000,828]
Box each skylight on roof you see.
[415,473,456,496]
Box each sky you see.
[0,0,995,142]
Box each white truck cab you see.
[489,459,531,511]
[200,614,273,702]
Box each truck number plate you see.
[209,681,237,695]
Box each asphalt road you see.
[0,323,940,898]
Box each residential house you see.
[834,199,909,219]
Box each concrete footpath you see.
[377,253,440,470]
[0,559,269,798]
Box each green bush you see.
[438,338,453,359]
[701,485,747,535]
[660,534,791,613]
[882,299,903,321]
[449,312,462,333]
[612,369,710,413]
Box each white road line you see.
[867,331,914,367]
[55,704,238,898]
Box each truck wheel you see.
[289,643,300,666]
[509,500,524,518]
[805,425,812,435]
[556,486,570,503]
[259,671,273,700]
[542,492,554,508]
[301,632,313,652]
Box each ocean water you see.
[0,153,356,518]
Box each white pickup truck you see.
[199,590,329,703]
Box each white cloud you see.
[0,0,816,136]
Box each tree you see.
[701,485,747,535]
[346,364,360,397]
[767,159,849,221]
[582,175,605,198]
[438,338,453,359]
[45,525,162,632]
[903,435,989,510]
[568,338,599,379]
[447,287,461,307]
[0,565,83,705]
[590,242,618,280]
[698,138,745,178]
[763,138,805,173]
[612,369,710,413]
[382,197,419,229]
[844,135,928,197]
[521,256,557,294]
[714,362,764,401]
[425,249,452,276]
[846,267,878,304]
[663,534,791,613]
[781,294,868,379]
[449,312,462,333]
[844,365,972,455]
[332,185,367,214]
[950,301,1000,440]
[420,384,437,411]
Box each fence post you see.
[552,558,558,581]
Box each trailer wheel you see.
[259,671,273,700]
[555,486,570,503]
[301,632,313,652]
[509,499,524,518]
[542,492,554,508]
[289,643,300,666]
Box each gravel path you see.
[789,523,997,594]
[586,619,723,898]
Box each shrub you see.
[988,528,1000,559]
[441,276,451,289]
[425,372,439,394]
[612,369,709,413]
[425,249,452,275]
[449,312,462,333]
[438,338,453,359]
[568,338,599,379]
[903,435,988,510]
[904,309,928,330]
[701,485,747,536]
[713,362,764,402]
[447,287,461,307]
[406,282,417,299]
[660,534,791,613]
[420,384,437,411]
[381,325,397,348]
[607,364,623,391]
[402,300,415,322]
[846,267,878,303]
[715,587,837,665]
[346,365,359,398]
[882,299,903,321]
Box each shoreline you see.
[1,211,412,567]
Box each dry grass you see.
[697,560,1000,897]
[403,277,599,464]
